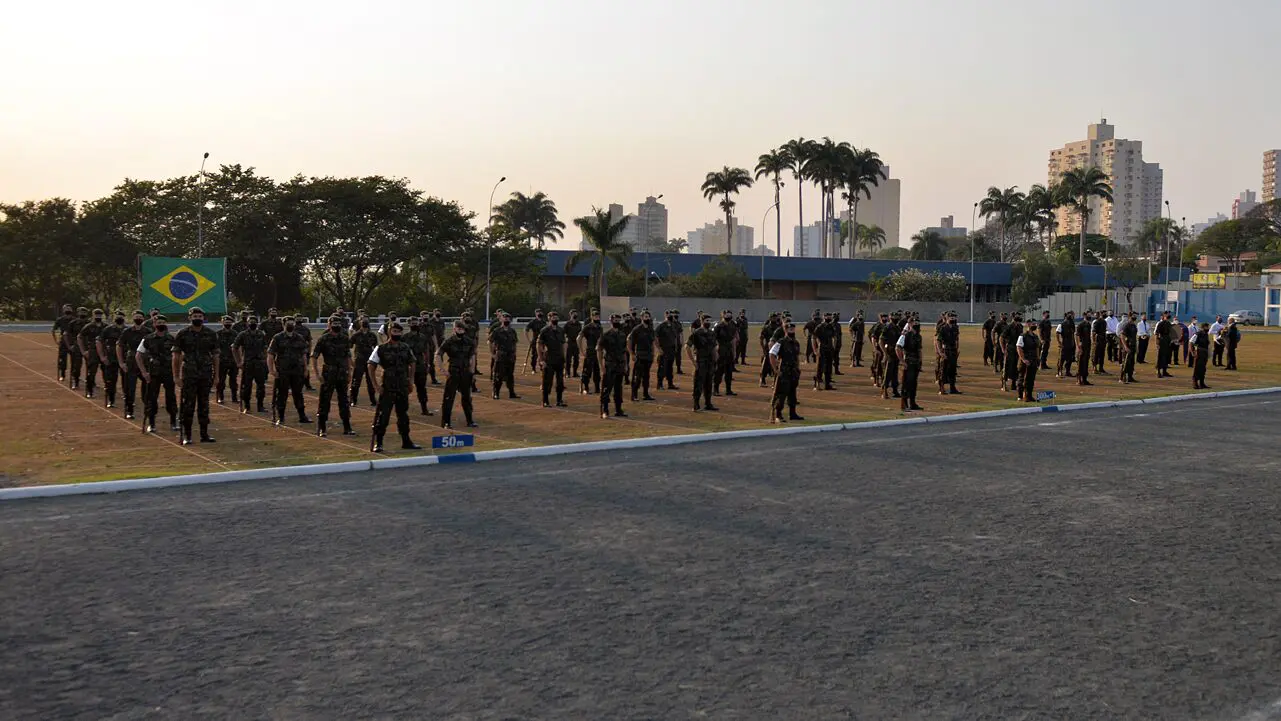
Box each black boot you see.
[342,422,356,436]
[371,434,384,453]
[401,436,422,450]
[199,425,215,443]
[317,420,327,438]
[298,413,313,423]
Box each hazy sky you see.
[4,0,1279,251]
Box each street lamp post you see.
[1163,200,1172,314]
[970,201,978,323]
[644,194,664,297]
[483,176,506,322]
[197,152,209,257]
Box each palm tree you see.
[755,149,789,257]
[782,138,814,254]
[1058,166,1114,266]
[801,137,853,257]
[978,186,1023,262]
[700,166,754,254]
[910,230,947,260]
[568,207,632,300]
[857,223,887,257]
[839,148,886,259]
[1025,183,1059,249]
[490,191,565,249]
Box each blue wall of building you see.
[1147,289,1265,321]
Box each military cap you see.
[153,314,168,322]
[188,306,204,315]
[283,315,295,321]
[221,315,233,322]
[76,306,89,313]
[268,307,278,312]
[390,321,404,331]
[61,304,73,311]
[91,308,104,315]
[133,309,145,316]
[114,310,126,317]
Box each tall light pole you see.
[483,176,506,322]
[762,200,779,300]
[970,201,979,323]
[644,194,664,297]
[1163,200,1172,314]
[197,152,209,257]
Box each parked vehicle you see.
[1228,309,1264,325]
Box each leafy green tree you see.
[606,266,646,296]
[1106,246,1148,312]
[1010,246,1079,310]
[909,229,947,260]
[700,166,753,254]
[675,256,752,298]
[1051,233,1110,265]
[944,230,999,262]
[1058,165,1113,266]
[755,149,790,256]
[0,199,80,319]
[649,237,688,253]
[1188,217,1277,273]
[1026,183,1060,248]
[428,226,538,313]
[782,138,813,253]
[568,207,632,299]
[875,246,912,260]
[489,191,565,250]
[839,148,886,259]
[881,269,967,302]
[801,137,853,258]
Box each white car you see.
[1228,310,1264,326]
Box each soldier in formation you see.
[367,321,421,452]
[234,315,269,413]
[135,314,178,434]
[712,310,739,396]
[524,309,546,374]
[537,310,567,407]
[312,315,357,437]
[172,306,219,445]
[734,309,749,367]
[1016,317,1041,403]
[404,317,436,416]
[597,313,629,419]
[95,310,125,409]
[437,320,478,429]
[267,315,311,426]
[895,317,923,412]
[628,310,656,402]
[215,314,239,405]
[1191,321,1212,389]
[488,311,520,400]
[848,310,865,368]
[934,311,960,395]
[118,310,150,419]
[348,317,380,406]
[686,315,718,412]
[563,310,583,379]
[656,309,680,391]
[981,311,996,367]
[579,308,603,395]
[52,304,76,383]
[768,318,804,423]
[75,308,107,398]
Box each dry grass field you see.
[2,328,1278,487]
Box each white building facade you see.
[1048,119,1163,244]
[687,218,755,256]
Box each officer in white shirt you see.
[1105,310,1120,362]
[1210,315,1226,366]
[1135,313,1151,363]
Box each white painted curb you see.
[4,386,1279,501]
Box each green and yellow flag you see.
[139,256,228,314]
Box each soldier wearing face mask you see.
[712,310,739,396]
[233,316,269,414]
[686,316,718,412]
[172,306,220,445]
[76,308,109,398]
[768,321,804,423]
[94,310,126,409]
[895,319,924,412]
[596,313,628,419]
[525,309,546,374]
[348,317,380,406]
[53,304,76,383]
[628,311,657,402]
[367,322,421,452]
[437,320,478,429]
[656,309,680,390]
[135,315,179,434]
[260,307,284,340]
[311,315,356,437]
[117,311,150,419]
[563,310,583,378]
[489,312,520,399]
[215,315,240,405]
[64,307,91,393]
[579,309,603,395]
[403,317,434,416]
[537,311,568,408]
[267,315,311,426]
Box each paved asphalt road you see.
[3,397,1281,720]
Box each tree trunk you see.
[1079,207,1087,267]
[774,181,782,257]
[850,198,860,259]
[796,182,804,257]
[725,202,733,255]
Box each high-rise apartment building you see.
[687,218,754,256]
[1048,119,1163,244]
[1232,190,1258,219]
[1264,150,1280,204]
[924,215,968,239]
[793,221,826,258]
[580,197,670,250]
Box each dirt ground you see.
[2,328,1278,486]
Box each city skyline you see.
[4,0,1281,254]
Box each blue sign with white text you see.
[1035,390,1056,402]
[432,434,475,449]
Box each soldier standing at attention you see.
[831,311,844,375]
[935,311,961,395]
[64,306,91,389]
[524,309,546,374]
[348,317,380,406]
[1153,311,1173,377]
[628,310,657,401]
[231,309,250,336]
[367,322,421,452]
[437,320,479,429]
[563,310,583,378]
[880,314,901,399]
[311,315,357,437]
[1075,310,1093,386]
[461,309,481,390]
[1091,310,1109,374]
[895,318,924,412]
[768,320,804,423]
[260,308,284,343]
[803,309,821,364]
[172,307,219,445]
[656,309,680,390]
[757,312,779,386]
[734,309,749,367]
[76,308,106,397]
[403,317,434,416]
[1191,322,1212,389]
[1225,317,1241,371]
[489,312,520,399]
[95,310,126,409]
[142,307,160,332]
[672,310,685,376]
[1016,318,1041,403]
[267,315,311,427]
[427,309,446,384]
[1118,312,1139,384]
[991,312,1008,376]
[53,304,75,382]
[981,311,996,367]
[1055,310,1076,379]
[849,310,865,368]
[215,315,239,405]
[233,316,269,414]
[812,312,836,391]
[869,313,886,387]
[117,310,149,419]
[135,315,179,434]
[579,308,603,395]
[712,310,739,396]
[597,313,629,419]
[296,317,315,391]
[685,316,718,411]
[538,310,568,408]
[1001,312,1023,393]
[1038,311,1053,370]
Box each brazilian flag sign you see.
[139,256,228,314]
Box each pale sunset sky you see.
[2,0,1278,250]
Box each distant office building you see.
[579,198,669,250]
[925,215,967,239]
[792,221,826,258]
[1265,150,1281,204]
[1232,190,1259,219]
[847,168,901,249]
[1048,119,1163,243]
[687,218,755,256]
[1190,213,1228,240]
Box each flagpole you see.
[197,152,209,257]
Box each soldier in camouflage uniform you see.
[656,309,680,390]
[215,315,240,405]
[869,312,887,387]
[233,315,270,413]
[117,310,150,419]
[563,310,583,378]
[768,320,804,423]
[76,308,106,397]
[267,315,311,426]
[260,308,284,342]
[734,309,749,366]
[52,304,75,382]
[63,306,91,389]
[671,310,685,376]
[712,310,739,396]
[628,310,657,402]
[172,307,220,445]
[811,312,836,391]
[537,311,568,407]
[597,313,629,419]
[437,320,478,429]
[348,317,380,406]
[489,311,520,399]
[524,309,546,374]
[579,308,603,395]
[311,315,356,437]
[403,317,435,416]
[849,310,865,368]
[831,311,844,375]
[934,311,961,395]
[896,317,924,412]
[686,316,718,412]
[880,313,901,399]
[93,310,126,408]
[367,322,421,452]
[135,315,179,433]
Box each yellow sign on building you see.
[1191,273,1226,289]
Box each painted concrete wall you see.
[601,297,1018,323]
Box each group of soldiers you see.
[52,302,1248,451]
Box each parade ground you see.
[2,329,1280,486]
[1,396,1279,719]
